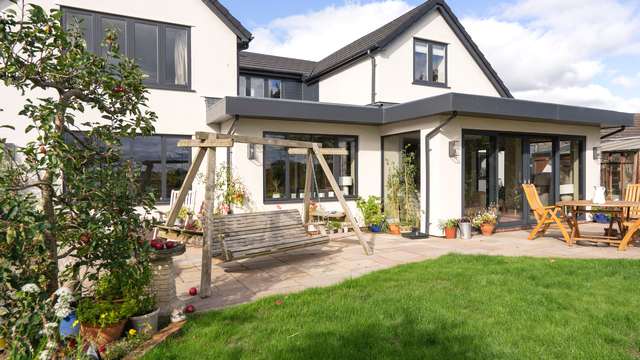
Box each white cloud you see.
[249,1,413,61]
[461,0,640,111]
[612,75,636,88]
[515,85,640,113]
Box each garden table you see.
[556,200,640,248]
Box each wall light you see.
[449,140,460,158]
[247,143,256,160]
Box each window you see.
[239,75,284,98]
[268,79,282,99]
[63,8,191,90]
[413,39,447,86]
[462,131,584,226]
[121,135,191,202]
[64,133,190,203]
[263,133,357,202]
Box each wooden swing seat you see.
[212,209,329,261]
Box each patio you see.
[173,223,640,313]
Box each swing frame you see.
[163,132,373,299]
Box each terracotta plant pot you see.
[388,224,401,235]
[80,320,126,346]
[444,227,457,239]
[480,223,495,236]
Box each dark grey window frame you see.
[239,74,284,99]
[120,134,192,203]
[62,6,192,92]
[412,37,449,88]
[63,132,191,204]
[262,132,359,204]
[460,129,586,228]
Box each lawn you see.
[144,255,640,359]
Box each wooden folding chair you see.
[522,184,573,244]
[614,184,640,250]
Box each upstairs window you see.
[63,8,191,90]
[239,76,283,99]
[413,39,447,86]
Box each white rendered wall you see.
[382,116,601,236]
[318,59,372,105]
[226,118,382,220]
[375,9,500,103]
[0,0,238,146]
[317,9,501,106]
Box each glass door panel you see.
[529,137,554,206]
[559,140,581,201]
[463,135,491,217]
[497,137,523,224]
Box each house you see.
[600,114,640,200]
[0,0,634,235]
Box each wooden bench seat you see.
[213,209,330,261]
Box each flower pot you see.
[59,310,80,338]
[80,320,126,346]
[459,222,472,240]
[444,227,457,239]
[480,223,495,236]
[370,224,382,233]
[130,308,159,335]
[388,224,401,235]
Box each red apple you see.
[189,287,198,296]
[98,344,106,353]
[150,239,164,250]
[165,241,177,249]
[113,85,125,94]
[185,304,195,313]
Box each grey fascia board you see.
[207,94,634,127]
[382,93,453,123]
[201,0,252,43]
[383,93,634,126]
[207,97,383,125]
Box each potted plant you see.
[128,292,159,336]
[439,218,459,239]
[77,298,132,346]
[458,217,473,240]
[387,218,401,235]
[177,207,192,227]
[356,196,384,232]
[369,213,386,233]
[472,208,498,236]
[271,178,281,199]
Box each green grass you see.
[144,255,640,360]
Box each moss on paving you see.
[144,255,640,359]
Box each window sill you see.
[145,83,195,93]
[412,80,449,89]
[263,196,359,204]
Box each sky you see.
[221,0,640,113]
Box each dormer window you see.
[413,39,447,87]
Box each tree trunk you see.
[41,171,58,294]
[41,109,65,294]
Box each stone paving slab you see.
[174,223,640,313]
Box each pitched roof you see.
[601,114,640,141]
[239,52,317,76]
[305,0,512,98]
[201,0,252,46]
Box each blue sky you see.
[221,0,640,112]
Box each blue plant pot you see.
[59,310,79,338]
[593,213,610,224]
[370,225,382,233]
